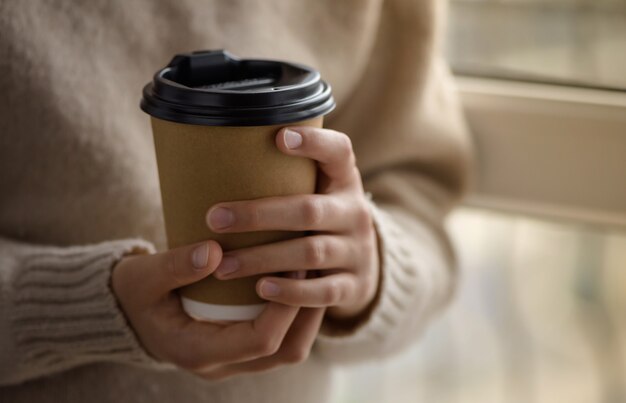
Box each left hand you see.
[206,126,380,321]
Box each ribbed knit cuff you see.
[1,238,164,385]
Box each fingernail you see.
[215,256,239,277]
[260,281,281,297]
[191,243,210,270]
[284,129,302,149]
[207,207,235,230]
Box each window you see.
[445,0,626,226]
[446,0,626,91]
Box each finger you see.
[121,240,223,303]
[276,126,359,187]
[214,235,354,280]
[256,273,359,308]
[177,302,299,369]
[198,308,325,380]
[206,194,370,233]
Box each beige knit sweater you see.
[0,1,471,402]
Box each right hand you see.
[112,241,325,380]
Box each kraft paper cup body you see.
[142,50,335,322]
[151,116,321,322]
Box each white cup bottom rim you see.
[181,297,266,322]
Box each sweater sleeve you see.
[0,237,166,386]
[314,195,459,363]
[314,0,472,363]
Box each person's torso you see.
[0,1,382,401]
[0,0,381,251]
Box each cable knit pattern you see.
[0,238,161,385]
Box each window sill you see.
[456,76,626,229]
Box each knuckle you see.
[337,134,356,166]
[323,281,343,305]
[301,197,324,227]
[254,334,281,357]
[354,201,372,230]
[283,346,310,364]
[162,329,210,371]
[348,153,357,169]
[337,132,353,156]
[169,347,205,371]
[303,237,326,267]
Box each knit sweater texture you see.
[0,1,471,402]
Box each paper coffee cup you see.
[141,50,335,322]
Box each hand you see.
[207,126,379,320]
[112,242,325,381]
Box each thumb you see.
[133,240,223,301]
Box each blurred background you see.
[333,1,626,402]
[447,0,626,89]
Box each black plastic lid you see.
[140,50,335,126]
